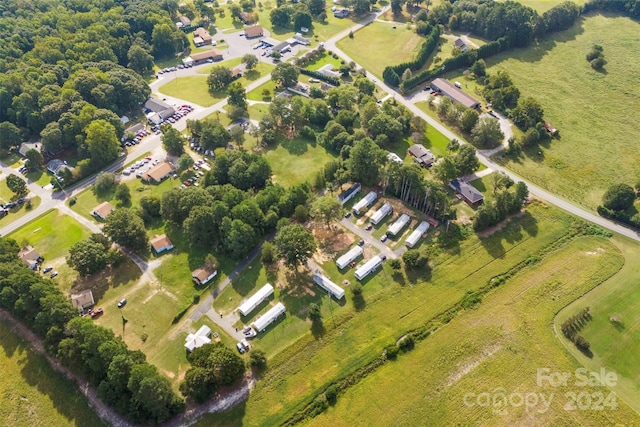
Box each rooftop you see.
[93,201,114,219]
[431,78,480,109]
[142,162,174,182]
[150,234,173,252]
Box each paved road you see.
[323,36,640,242]
[339,218,400,260]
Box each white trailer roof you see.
[313,273,345,299]
[352,191,377,214]
[237,284,274,316]
[252,302,286,332]
[336,245,364,269]
[355,256,383,280]
[405,221,430,247]
[370,203,392,224]
[387,214,410,236]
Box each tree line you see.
[560,307,592,353]
[473,180,529,232]
[0,238,184,424]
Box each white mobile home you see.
[336,245,364,269]
[355,256,383,281]
[405,221,430,248]
[370,203,392,225]
[387,214,411,236]
[252,302,286,332]
[352,191,377,215]
[313,273,345,299]
[237,284,274,317]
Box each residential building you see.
[454,37,469,52]
[387,214,411,236]
[245,25,264,38]
[408,144,435,167]
[336,245,364,269]
[92,201,114,220]
[370,203,392,225]
[184,325,212,352]
[237,284,274,317]
[192,266,217,285]
[188,49,223,64]
[355,256,383,281]
[317,64,340,79]
[313,273,345,299]
[71,289,95,312]
[352,191,377,215]
[449,178,485,206]
[334,9,349,18]
[150,234,174,253]
[18,142,41,157]
[46,159,72,175]
[142,162,175,183]
[124,123,145,136]
[337,182,361,205]
[405,221,429,248]
[193,27,213,46]
[252,302,286,332]
[431,78,481,109]
[18,246,42,270]
[176,16,191,28]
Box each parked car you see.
[50,271,59,278]
[365,225,373,231]
[117,299,127,308]
[236,342,246,354]
[380,235,388,243]
[90,308,104,318]
[358,240,365,246]
[344,212,352,219]
[43,266,53,273]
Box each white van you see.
[455,81,462,88]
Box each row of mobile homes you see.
[336,245,364,269]
[387,214,410,236]
[252,302,286,332]
[313,274,345,300]
[353,191,377,215]
[370,203,392,225]
[405,221,430,248]
[355,256,383,281]
[237,284,274,317]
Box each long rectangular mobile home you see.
[237,283,274,317]
[252,302,286,332]
[387,214,411,236]
[313,274,345,299]
[405,221,430,248]
[352,191,377,215]
[338,182,361,205]
[370,203,392,225]
[336,245,364,269]
[354,256,383,281]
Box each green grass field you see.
[0,196,41,226]
[486,14,640,209]
[263,137,337,187]
[337,22,423,78]
[307,234,638,425]
[556,235,640,413]
[515,0,587,12]
[305,52,344,71]
[196,202,611,426]
[247,80,276,101]
[0,323,105,427]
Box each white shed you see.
[405,221,430,248]
[370,203,392,225]
[313,273,345,299]
[252,302,286,332]
[237,284,274,317]
[387,214,411,236]
[336,245,364,269]
[352,191,377,215]
[355,256,383,281]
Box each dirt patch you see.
[585,248,605,256]
[444,344,502,388]
[476,211,525,238]
[313,224,354,263]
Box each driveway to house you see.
[339,218,399,260]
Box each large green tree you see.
[0,121,21,150]
[348,137,385,186]
[161,124,185,155]
[85,120,120,167]
[454,144,479,176]
[227,81,247,112]
[312,195,343,228]
[103,209,148,251]
[25,149,44,171]
[274,224,317,268]
[602,183,635,211]
[271,62,299,89]
[67,238,109,276]
[5,174,27,196]
[127,44,154,75]
[241,54,259,70]
[207,66,234,93]
[471,116,504,149]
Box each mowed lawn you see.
[0,324,104,427]
[264,137,337,187]
[196,203,593,426]
[489,14,640,209]
[556,234,640,413]
[337,22,423,78]
[307,235,638,426]
[515,0,587,12]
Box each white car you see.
[122,169,131,175]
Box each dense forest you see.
[0,0,187,177]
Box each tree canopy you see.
[274,224,317,268]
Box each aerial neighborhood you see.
[1,0,640,425]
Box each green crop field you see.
[307,234,638,425]
[486,14,640,209]
[195,202,614,426]
[556,235,640,414]
[337,22,423,78]
[263,137,337,187]
[0,323,104,427]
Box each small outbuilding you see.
[252,302,286,332]
[150,234,174,254]
[71,289,95,312]
[192,266,218,285]
[237,284,274,317]
[92,201,114,220]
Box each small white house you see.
[355,256,383,281]
[352,191,377,215]
[370,203,392,225]
[252,303,286,332]
[184,325,212,352]
[336,245,364,269]
[387,214,411,236]
[405,221,430,248]
[237,284,274,317]
[313,274,345,300]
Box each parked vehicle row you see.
[123,129,151,147]
[122,157,159,176]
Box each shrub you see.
[602,183,635,211]
[398,335,415,352]
[384,344,400,360]
[141,333,148,342]
[325,384,339,405]
[351,282,363,296]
